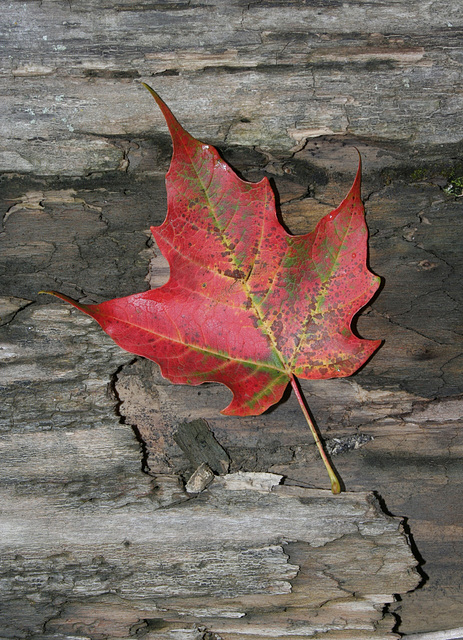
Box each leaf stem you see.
[290,375,341,494]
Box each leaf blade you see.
[46,86,381,416]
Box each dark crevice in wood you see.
[109,358,151,474]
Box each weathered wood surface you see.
[2,0,463,176]
[0,300,419,638]
[1,0,463,636]
[0,461,418,640]
[1,147,462,636]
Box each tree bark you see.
[1,1,463,636]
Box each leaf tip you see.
[141,82,166,111]
[141,82,158,99]
[38,290,91,315]
[141,81,185,145]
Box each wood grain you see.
[1,2,463,634]
[2,1,463,175]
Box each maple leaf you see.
[44,84,381,492]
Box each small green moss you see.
[444,171,463,196]
[410,167,429,182]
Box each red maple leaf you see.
[45,85,381,492]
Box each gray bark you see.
[0,301,419,638]
[1,0,463,637]
[2,1,463,176]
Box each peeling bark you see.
[2,1,463,175]
[1,138,463,635]
[1,4,463,630]
[0,302,419,638]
